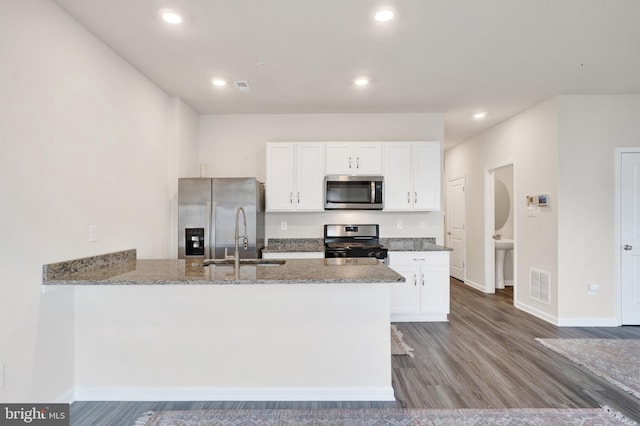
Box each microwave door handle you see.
[371,181,375,204]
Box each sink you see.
[494,239,513,289]
[494,239,514,250]
[203,259,286,267]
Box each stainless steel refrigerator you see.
[178,178,265,259]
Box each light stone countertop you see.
[381,238,452,252]
[262,238,324,253]
[262,237,451,253]
[43,257,404,286]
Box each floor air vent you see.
[530,268,551,304]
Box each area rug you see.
[536,338,640,399]
[391,324,415,358]
[134,407,635,425]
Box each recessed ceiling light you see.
[211,78,227,87]
[374,9,395,22]
[161,11,183,24]
[473,112,487,119]
[354,77,370,86]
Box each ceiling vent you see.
[234,81,252,93]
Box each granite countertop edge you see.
[43,257,404,286]
[263,237,451,252]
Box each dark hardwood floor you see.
[391,280,639,419]
[69,279,640,425]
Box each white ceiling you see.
[54,0,640,149]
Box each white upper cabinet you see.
[325,142,383,175]
[383,141,441,211]
[266,142,325,212]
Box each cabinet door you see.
[419,266,449,315]
[383,143,412,210]
[354,142,383,175]
[413,142,441,210]
[325,142,353,174]
[295,143,325,211]
[389,265,421,314]
[266,143,295,211]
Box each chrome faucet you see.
[234,206,248,270]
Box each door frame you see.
[446,175,466,282]
[484,160,517,296]
[615,147,640,325]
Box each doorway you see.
[617,149,640,324]
[484,161,517,301]
[447,176,466,281]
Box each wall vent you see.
[234,81,252,92]
[530,268,551,305]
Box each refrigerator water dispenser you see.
[185,228,205,256]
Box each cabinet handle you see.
[421,273,425,286]
[357,157,360,168]
[349,156,352,169]
[407,192,411,203]
[297,192,300,203]
[415,192,418,203]
[289,192,293,204]
[413,274,417,286]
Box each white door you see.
[621,152,640,324]
[295,143,325,211]
[354,142,383,175]
[325,142,353,174]
[383,143,412,210]
[265,143,295,211]
[388,265,421,314]
[447,177,466,281]
[413,142,441,210]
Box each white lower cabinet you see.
[388,251,450,322]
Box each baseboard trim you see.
[391,313,448,322]
[54,387,75,404]
[74,386,396,402]
[514,301,558,325]
[556,317,620,327]
[464,279,485,292]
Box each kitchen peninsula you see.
[43,250,402,402]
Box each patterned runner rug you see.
[536,338,640,399]
[134,407,634,425]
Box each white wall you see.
[74,283,392,401]
[445,98,559,322]
[198,113,445,242]
[0,0,197,402]
[557,95,640,324]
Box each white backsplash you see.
[265,211,444,244]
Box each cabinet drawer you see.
[388,251,449,266]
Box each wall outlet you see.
[587,283,600,296]
[280,221,287,231]
[89,225,97,243]
[396,220,403,230]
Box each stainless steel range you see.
[324,224,388,260]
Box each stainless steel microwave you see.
[324,175,384,210]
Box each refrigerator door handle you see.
[205,201,212,259]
